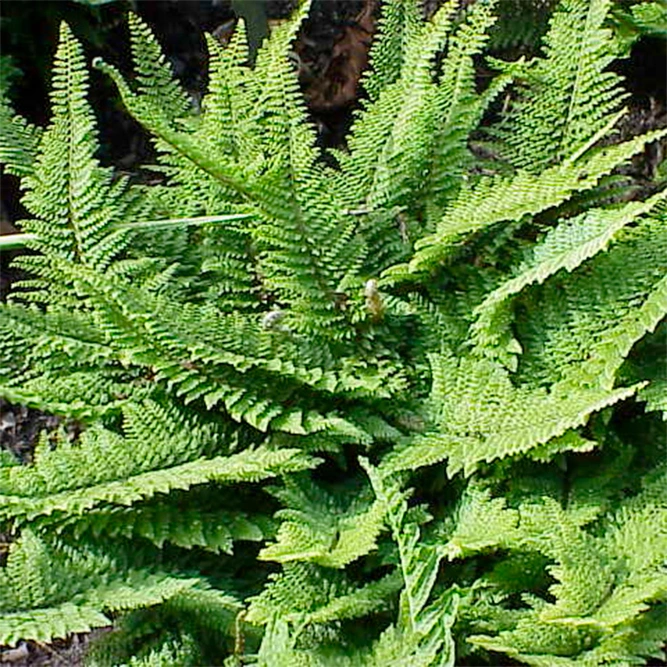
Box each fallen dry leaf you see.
[305,0,377,110]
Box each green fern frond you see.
[18,23,136,271]
[66,499,268,555]
[464,470,667,665]
[489,0,628,171]
[399,128,667,275]
[364,461,458,667]
[247,562,401,628]
[420,3,510,222]
[259,476,389,568]
[0,531,201,646]
[127,13,192,124]
[246,1,366,334]
[201,23,254,159]
[92,57,251,196]
[0,91,42,178]
[384,350,641,476]
[440,482,519,560]
[115,635,201,667]
[469,189,667,363]
[337,1,501,273]
[0,407,316,525]
[516,211,667,389]
[362,0,423,102]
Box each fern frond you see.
[489,0,628,171]
[246,2,366,335]
[440,482,519,561]
[1,449,315,526]
[247,562,401,628]
[92,58,251,196]
[400,128,667,275]
[0,531,201,646]
[18,24,135,271]
[258,476,389,568]
[465,471,667,666]
[516,210,667,390]
[469,189,667,362]
[362,0,423,102]
[201,23,254,159]
[420,6,511,223]
[127,13,192,123]
[0,407,316,524]
[361,0,460,212]
[65,494,268,555]
[384,350,641,477]
[364,461,458,667]
[337,1,501,273]
[0,91,42,177]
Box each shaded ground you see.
[0,631,111,667]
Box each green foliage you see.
[487,0,630,172]
[0,0,665,665]
[461,473,667,666]
[0,530,208,646]
[611,1,667,52]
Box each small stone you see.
[0,412,16,432]
[1,641,29,663]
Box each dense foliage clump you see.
[0,0,666,665]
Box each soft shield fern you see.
[0,0,665,664]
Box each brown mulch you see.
[0,631,111,667]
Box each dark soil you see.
[0,631,111,667]
[0,400,62,463]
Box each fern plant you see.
[1,0,665,665]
